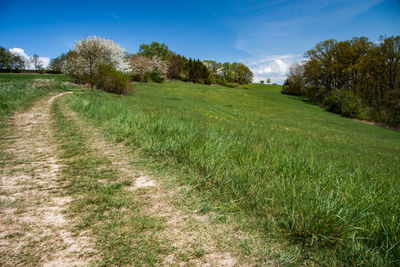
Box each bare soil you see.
[0,93,95,266]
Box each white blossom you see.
[62,36,131,81]
[129,55,168,81]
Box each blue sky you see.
[1,0,399,83]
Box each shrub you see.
[217,78,237,88]
[323,89,362,118]
[151,72,164,83]
[341,91,362,118]
[94,65,131,95]
[282,79,297,95]
[323,90,342,114]
[281,63,304,96]
[304,85,326,102]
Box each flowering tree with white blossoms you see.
[129,55,153,81]
[63,36,131,88]
[151,56,168,80]
[129,54,168,82]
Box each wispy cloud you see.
[241,54,302,84]
[232,0,383,56]
[111,13,121,21]
[9,48,50,69]
[232,0,383,84]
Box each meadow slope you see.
[64,81,400,265]
[1,74,399,265]
[0,76,271,265]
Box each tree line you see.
[0,47,48,72]
[130,41,253,85]
[282,36,400,127]
[1,38,254,92]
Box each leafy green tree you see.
[282,63,304,96]
[203,61,253,85]
[48,53,67,73]
[304,39,337,93]
[221,62,233,82]
[363,36,400,123]
[229,62,253,84]
[283,35,400,127]
[0,46,24,70]
[378,36,400,92]
[235,63,253,84]
[185,58,212,84]
[203,60,222,75]
[138,42,171,61]
[168,53,188,80]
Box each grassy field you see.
[1,73,399,265]
[62,80,400,265]
[0,73,72,121]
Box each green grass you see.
[0,73,72,82]
[0,73,72,120]
[63,81,400,265]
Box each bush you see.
[323,89,362,118]
[150,72,164,83]
[94,65,131,95]
[144,73,153,82]
[323,90,342,114]
[281,63,304,96]
[341,91,362,118]
[304,85,327,102]
[281,78,303,96]
[217,78,237,88]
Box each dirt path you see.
[0,93,94,266]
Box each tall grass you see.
[0,73,72,120]
[65,81,400,265]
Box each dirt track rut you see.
[0,93,94,266]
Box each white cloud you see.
[9,48,28,58]
[240,54,302,84]
[8,48,50,70]
[40,57,50,68]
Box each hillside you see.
[1,75,399,265]
[66,80,400,265]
